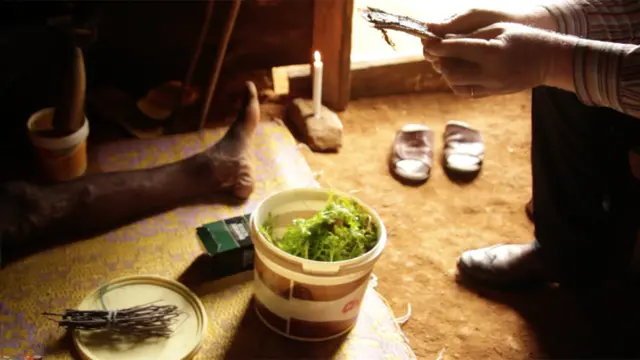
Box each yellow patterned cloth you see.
[0,120,415,359]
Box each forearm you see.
[543,33,640,118]
[542,0,640,43]
[542,34,580,92]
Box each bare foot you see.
[202,81,260,199]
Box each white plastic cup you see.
[250,188,387,341]
[27,107,90,181]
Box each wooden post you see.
[312,0,353,112]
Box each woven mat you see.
[0,120,415,359]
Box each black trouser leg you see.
[531,86,640,287]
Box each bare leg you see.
[0,81,259,247]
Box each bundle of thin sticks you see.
[44,302,184,337]
[359,6,440,49]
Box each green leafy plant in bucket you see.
[259,193,379,262]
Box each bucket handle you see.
[301,262,341,275]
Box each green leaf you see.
[258,192,379,262]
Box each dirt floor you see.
[4,1,637,357]
[298,91,640,360]
[300,91,535,359]
[341,2,621,358]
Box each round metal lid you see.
[73,275,207,360]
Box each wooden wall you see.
[86,0,315,96]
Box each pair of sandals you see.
[390,120,484,183]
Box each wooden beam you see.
[287,54,449,100]
[312,0,353,111]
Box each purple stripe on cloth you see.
[0,302,41,354]
[2,120,431,360]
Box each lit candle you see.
[312,50,323,118]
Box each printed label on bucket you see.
[254,254,371,303]
[254,275,366,340]
[252,249,372,340]
[254,270,368,322]
[341,299,360,314]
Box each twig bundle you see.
[358,6,440,49]
[44,302,184,337]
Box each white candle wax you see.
[312,50,323,118]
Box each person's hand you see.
[430,8,525,35]
[422,22,577,98]
[422,6,556,62]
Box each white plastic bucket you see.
[250,188,387,341]
[27,107,90,181]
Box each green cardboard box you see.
[196,213,254,278]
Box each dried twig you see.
[379,28,396,49]
[359,6,440,50]
[43,302,184,338]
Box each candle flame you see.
[314,51,321,62]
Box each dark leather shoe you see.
[457,243,554,286]
[525,198,533,221]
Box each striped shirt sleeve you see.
[541,1,640,117]
[572,39,639,116]
[543,0,640,44]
